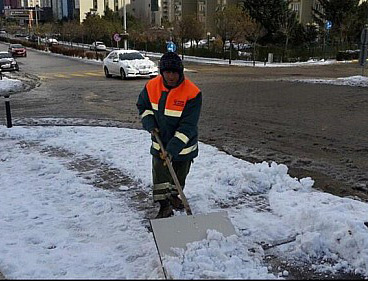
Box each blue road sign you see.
[325,21,332,30]
[167,41,176,52]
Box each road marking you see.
[84,72,101,76]
[38,71,102,79]
[54,74,68,78]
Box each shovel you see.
[150,131,236,277]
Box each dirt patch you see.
[187,65,368,203]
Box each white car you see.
[47,38,58,45]
[90,41,107,51]
[184,40,198,48]
[103,50,158,79]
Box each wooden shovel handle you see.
[153,131,192,215]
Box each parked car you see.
[103,50,158,79]
[14,33,27,38]
[28,35,39,43]
[47,38,58,45]
[184,40,198,49]
[90,41,107,51]
[8,44,27,57]
[0,52,19,71]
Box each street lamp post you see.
[207,32,210,50]
[170,27,174,41]
[35,5,40,45]
[35,5,39,28]
[120,0,128,49]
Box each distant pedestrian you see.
[136,52,202,218]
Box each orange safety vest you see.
[146,76,200,118]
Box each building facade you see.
[79,0,130,22]
[289,0,318,25]
[2,0,366,33]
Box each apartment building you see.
[78,0,130,22]
[2,0,53,25]
[197,0,238,35]
[128,0,161,26]
[290,0,367,25]
[51,0,77,20]
[289,0,316,24]
[77,0,162,25]
[2,0,366,32]
[161,0,196,22]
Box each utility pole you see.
[35,5,39,28]
[35,5,40,45]
[359,25,368,76]
[123,0,127,50]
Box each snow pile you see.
[0,77,23,95]
[163,229,278,279]
[292,75,368,87]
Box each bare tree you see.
[279,5,298,62]
[215,4,247,64]
[243,16,267,65]
[60,21,83,47]
[82,14,108,44]
[173,15,203,59]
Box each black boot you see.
[169,195,184,210]
[155,200,173,219]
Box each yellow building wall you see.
[79,0,130,22]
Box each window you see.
[290,3,300,12]
[108,52,118,59]
[119,52,144,60]
[0,52,12,58]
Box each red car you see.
[8,43,27,57]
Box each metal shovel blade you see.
[150,211,236,258]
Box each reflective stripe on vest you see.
[174,131,189,144]
[152,141,198,155]
[141,109,154,119]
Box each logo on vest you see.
[173,100,185,107]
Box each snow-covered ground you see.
[1,63,368,279]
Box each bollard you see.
[4,95,12,128]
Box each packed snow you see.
[0,77,23,95]
[1,63,368,279]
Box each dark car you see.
[0,52,19,71]
[28,35,39,43]
[8,44,27,57]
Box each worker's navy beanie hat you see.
[159,52,184,75]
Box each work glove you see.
[150,128,172,163]
[159,151,172,162]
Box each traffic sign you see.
[113,33,121,42]
[325,21,332,30]
[166,41,176,52]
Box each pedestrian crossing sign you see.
[167,41,176,52]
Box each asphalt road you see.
[1,42,368,203]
